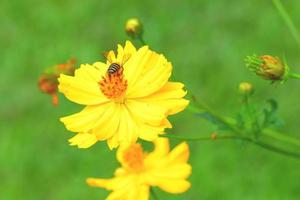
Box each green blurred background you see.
[1,0,300,199]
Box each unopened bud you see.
[125,18,143,38]
[245,55,288,81]
[38,58,76,106]
[55,58,76,75]
[238,82,253,95]
[38,74,58,94]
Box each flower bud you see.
[245,55,288,81]
[125,18,143,38]
[38,74,59,106]
[238,82,253,95]
[38,59,76,106]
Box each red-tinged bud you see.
[38,74,59,106]
[56,58,76,75]
[38,74,58,94]
[38,58,76,106]
[245,54,288,81]
[51,93,58,106]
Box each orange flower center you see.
[123,144,144,171]
[99,68,127,101]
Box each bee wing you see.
[102,51,115,64]
[121,54,131,65]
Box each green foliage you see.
[262,99,284,128]
[236,98,284,136]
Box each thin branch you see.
[272,0,300,48]
[161,133,240,141]
[253,140,300,159]
[184,95,300,160]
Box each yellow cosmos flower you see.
[87,138,192,200]
[58,41,189,149]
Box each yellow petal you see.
[74,63,105,82]
[87,178,113,189]
[144,139,192,193]
[137,82,189,115]
[99,176,142,200]
[135,117,172,142]
[60,103,111,132]
[116,44,124,63]
[106,50,117,64]
[149,164,192,180]
[123,46,148,85]
[155,179,191,194]
[107,134,120,150]
[136,122,164,141]
[125,100,167,126]
[144,82,187,99]
[167,142,190,163]
[123,40,137,56]
[58,70,108,105]
[107,179,149,200]
[128,184,149,200]
[93,61,109,75]
[146,138,170,159]
[87,176,128,190]
[107,106,138,149]
[136,185,149,200]
[160,118,172,129]
[92,103,121,141]
[125,50,172,98]
[68,133,97,148]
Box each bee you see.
[103,51,131,76]
[108,62,121,74]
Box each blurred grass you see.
[1,0,300,199]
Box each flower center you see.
[99,67,127,101]
[123,144,144,171]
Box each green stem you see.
[162,133,300,159]
[150,188,158,200]
[160,133,240,141]
[263,129,300,147]
[243,94,260,138]
[137,35,146,45]
[288,72,300,80]
[272,0,300,48]
[253,140,300,159]
[185,95,300,159]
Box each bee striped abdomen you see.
[108,63,121,74]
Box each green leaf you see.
[262,99,284,128]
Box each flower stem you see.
[161,133,240,141]
[252,140,300,159]
[184,95,300,159]
[150,188,159,200]
[137,35,146,45]
[272,0,300,48]
[288,72,300,80]
[162,133,300,159]
[263,129,300,148]
[243,94,260,138]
